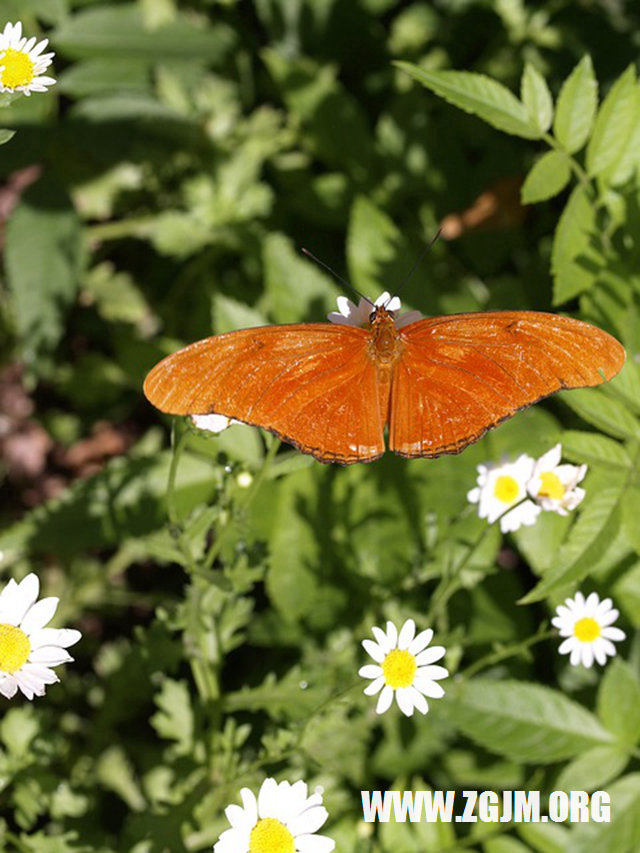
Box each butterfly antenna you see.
[392,228,442,302]
[301,248,374,306]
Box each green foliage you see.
[1,1,640,851]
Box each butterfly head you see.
[328,292,422,330]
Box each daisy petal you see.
[375,685,394,714]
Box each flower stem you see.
[461,628,556,679]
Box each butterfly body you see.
[144,305,625,465]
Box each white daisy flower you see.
[467,453,541,533]
[527,443,587,515]
[359,618,448,716]
[327,291,423,329]
[214,777,335,853]
[552,591,625,668]
[191,413,240,433]
[0,21,56,96]
[0,573,81,700]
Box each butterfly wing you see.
[144,324,389,464]
[389,311,626,458]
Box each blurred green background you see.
[1,1,640,851]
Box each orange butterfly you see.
[143,293,625,464]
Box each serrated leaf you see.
[96,746,145,811]
[448,680,613,763]
[553,55,598,153]
[521,63,553,133]
[597,660,640,746]
[551,185,598,305]
[521,150,571,204]
[555,745,628,792]
[569,774,640,853]
[396,63,541,138]
[559,388,640,441]
[5,175,85,364]
[225,670,319,718]
[150,679,194,753]
[0,707,39,758]
[560,431,631,471]
[522,484,623,603]
[586,65,637,177]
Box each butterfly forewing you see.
[144,324,389,464]
[389,311,626,458]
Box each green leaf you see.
[52,5,235,61]
[553,55,598,153]
[586,64,637,177]
[606,101,640,186]
[485,838,532,853]
[559,388,640,441]
[621,488,640,553]
[569,774,640,853]
[0,708,40,759]
[522,484,623,603]
[597,659,640,746]
[512,511,571,575]
[396,63,542,138]
[605,361,640,418]
[226,670,320,718]
[57,57,152,97]
[83,263,151,327]
[261,233,338,323]
[4,175,85,364]
[517,823,571,853]
[0,128,16,145]
[551,185,598,305]
[448,680,613,763]
[96,746,146,812]
[560,430,632,471]
[212,293,267,335]
[150,679,194,754]
[555,745,629,792]
[521,150,571,204]
[347,195,401,295]
[263,50,374,176]
[613,560,640,628]
[0,449,219,559]
[521,63,553,134]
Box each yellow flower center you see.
[0,623,31,672]
[537,471,565,500]
[0,48,35,89]
[382,648,417,689]
[493,474,520,504]
[574,617,601,643]
[249,817,295,853]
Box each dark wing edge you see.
[389,311,626,459]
